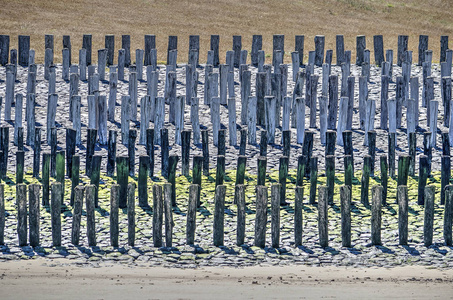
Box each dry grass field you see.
[1,0,453,63]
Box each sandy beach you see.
[1,259,453,299]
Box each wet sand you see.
[1,259,453,299]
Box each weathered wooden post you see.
[16,184,27,246]
[46,94,58,144]
[327,75,339,130]
[109,184,119,247]
[373,35,384,66]
[186,184,200,245]
[269,184,281,248]
[295,97,305,144]
[326,130,336,156]
[89,155,101,208]
[118,49,125,81]
[85,128,96,177]
[423,185,435,246]
[335,35,345,65]
[250,35,262,67]
[4,66,14,121]
[423,132,433,176]
[357,75,367,130]
[340,185,351,247]
[14,94,23,146]
[213,184,226,247]
[108,69,118,122]
[33,127,41,178]
[361,155,371,208]
[127,129,137,177]
[318,185,329,247]
[444,185,453,246]
[153,184,163,247]
[291,185,303,247]
[116,156,129,209]
[144,34,156,66]
[336,97,348,146]
[397,155,410,204]
[18,35,30,66]
[416,155,429,206]
[429,100,439,147]
[129,71,138,122]
[70,155,80,206]
[168,155,179,206]
[308,156,318,205]
[135,49,144,81]
[314,35,325,66]
[137,155,149,208]
[51,182,62,246]
[186,183,200,245]
[28,183,40,247]
[369,185,383,245]
[282,130,291,157]
[376,156,387,207]
[41,153,50,206]
[120,95,130,145]
[418,35,428,65]
[193,156,202,206]
[174,96,185,145]
[276,157,288,206]
[397,35,409,66]
[127,182,136,247]
[398,185,408,245]
[71,185,84,245]
[227,97,237,146]
[247,96,257,144]
[254,156,266,187]
[15,151,24,184]
[388,132,396,178]
[190,97,201,144]
[77,48,86,81]
[356,35,366,65]
[106,130,117,177]
[201,129,210,176]
[326,155,335,205]
[441,156,451,205]
[253,185,268,248]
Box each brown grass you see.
[1,0,453,63]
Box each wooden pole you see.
[116,156,129,209]
[398,185,408,245]
[235,184,246,245]
[271,184,281,248]
[371,185,383,245]
[424,185,435,247]
[127,182,136,246]
[28,183,40,247]
[17,184,27,246]
[186,184,199,245]
[340,185,351,247]
[213,185,226,246]
[254,185,268,248]
[71,185,84,245]
[109,184,119,247]
[51,182,62,246]
[70,155,80,206]
[444,185,453,246]
[361,155,371,208]
[326,155,335,205]
[441,156,451,205]
[153,184,163,247]
[318,185,329,247]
